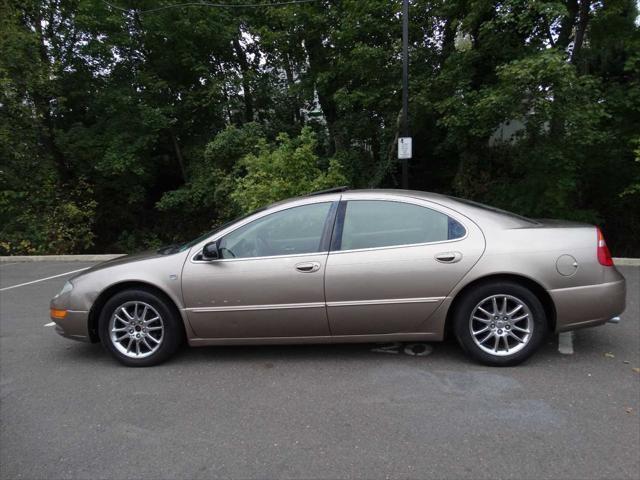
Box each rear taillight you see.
[597,228,614,266]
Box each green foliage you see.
[440,49,607,220]
[157,125,347,224]
[232,127,347,212]
[1,0,639,255]
[0,178,97,255]
[155,123,266,233]
[416,0,640,254]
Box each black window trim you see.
[319,201,339,253]
[329,198,469,254]
[329,200,348,251]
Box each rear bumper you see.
[52,310,91,342]
[550,279,626,332]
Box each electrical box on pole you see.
[398,137,412,159]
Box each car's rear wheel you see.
[98,289,183,367]
[453,281,547,366]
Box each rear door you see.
[325,196,484,335]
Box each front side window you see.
[338,200,465,251]
[218,202,332,259]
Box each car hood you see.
[70,249,179,281]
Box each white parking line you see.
[44,322,56,327]
[0,267,89,292]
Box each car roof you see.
[270,188,448,205]
[268,188,538,228]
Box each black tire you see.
[98,289,184,367]
[453,281,547,366]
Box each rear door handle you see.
[295,261,321,273]
[435,251,463,264]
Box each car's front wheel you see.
[453,281,547,366]
[98,289,184,367]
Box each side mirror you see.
[202,241,219,261]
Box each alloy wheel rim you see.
[469,294,533,357]
[109,301,164,359]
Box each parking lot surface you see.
[1,261,639,480]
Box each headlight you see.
[54,281,74,298]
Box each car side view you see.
[50,188,626,367]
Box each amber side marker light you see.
[50,308,68,319]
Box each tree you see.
[1,0,638,255]
[232,127,347,212]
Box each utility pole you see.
[399,0,411,189]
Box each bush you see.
[0,178,96,255]
[232,127,348,212]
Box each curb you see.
[0,254,125,262]
[613,257,640,266]
[1,255,639,265]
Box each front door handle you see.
[295,261,321,273]
[435,251,463,264]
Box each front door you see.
[325,198,484,335]
[182,201,336,339]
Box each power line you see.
[103,0,318,14]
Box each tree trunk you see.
[556,0,579,50]
[283,51,301,125]
[169,129,187,182]
[304,31,343,155]
[32,4,69,180]
[571,0,591,67]
[440,17,456,64]
[549,0,591,140]
[232,36,254,123]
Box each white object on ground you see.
[558,331,574,355]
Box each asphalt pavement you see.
[1,262,638,480]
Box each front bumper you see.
[51,310,91,342]
[551,279,626,332]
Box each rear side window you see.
[338,200,465,251]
